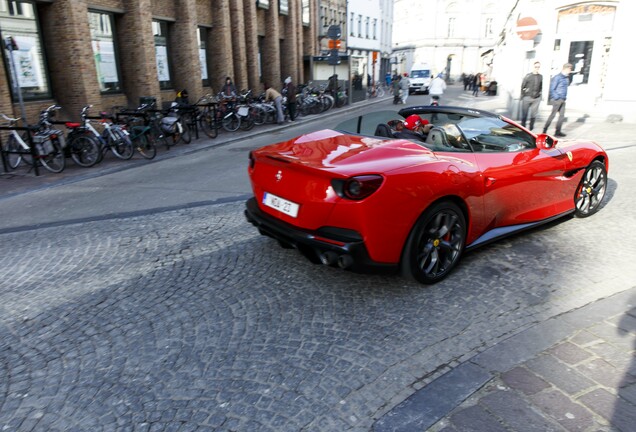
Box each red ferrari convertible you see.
[245,106,608,284]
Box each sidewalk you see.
[374,287,636,432]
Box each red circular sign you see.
[516,17,539,40]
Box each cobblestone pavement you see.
[1,142,635,431]
[2,87,636,431]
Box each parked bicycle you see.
[1,113,32,169]
[1,105,66,173]
[159,103,192,147]
[65,113,101,168]
[216,95,241,132]
[116,105,157,159]
[78,105,134,162]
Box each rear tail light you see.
[332,175,383,200]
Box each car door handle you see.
[485,177,496,187]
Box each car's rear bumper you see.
[244,197,397,274]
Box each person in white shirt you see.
[428,73,447,105]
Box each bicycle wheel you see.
[321,94,334,112]
[177,121,191,144]
[109,128,134,160]
[149,123,170,149]
[222,112,241,132]
[251,106,266,126]
[70,134,101,167]
[376,86,385,97]
[239,114,254,131]
[199,111,218,138]
[134,132,156,159]
[38,139,65,173]
[3,134,22,169]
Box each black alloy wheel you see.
[574,160,607,218]
[402,201,466,284]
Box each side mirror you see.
[536,133,556,149]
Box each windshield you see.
[457,117,536,152]
[411,70,430,78]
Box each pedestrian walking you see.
[392,75,402,104]
[472,73,481,97]
[520,61,543,130]
[543,63,573,137]
[400,73,410,104]
[265,85,285,124]
[283,76,297,121]
[428,73,446,104]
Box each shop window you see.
[279,0,288,16]
[301,0,310,26]
[0,0,51,100]
[198,27,209,87]
[88,10,121,93]
[152,20,172,90]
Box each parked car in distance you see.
[409,64,432,94]
[245,106,609,284]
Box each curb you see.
[372,286,636,432]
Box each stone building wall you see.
[0,0,317,122]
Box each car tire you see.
[574,160,607,218]
[401,201,466,284]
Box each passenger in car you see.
[395,114,433,142]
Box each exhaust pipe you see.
[319,251,338,265]
[337,254,353,269]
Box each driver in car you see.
[395,114,433,142]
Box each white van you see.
[409,64,432,94]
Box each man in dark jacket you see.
[543,63,572,137]
[283,76,297,121]
[520,61,543,130]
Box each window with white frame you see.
[279,0,288,16]
[350,12,354,36]
[152,20,172,90]
[198,27,209,87]
[448,17,456,37]
[301,0,310,26]
[485,17,493,37]
[0,0,50,99]
[88,10,121,93]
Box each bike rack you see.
[0,124,41,176]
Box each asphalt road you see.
[1,87,635,431]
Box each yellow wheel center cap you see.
[433,239,440,247]
[587,187,592,194]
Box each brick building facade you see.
[0,0,317,122]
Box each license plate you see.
[263,192,299,218]
[238,106,249,116]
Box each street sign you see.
[328,49,340,65]
[515,17,539,40]
[327,25,341,39]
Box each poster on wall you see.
[199,48,208,80]
[155,45,170,81]
[92,40,119,83]
[11,35,42,87]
